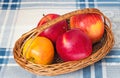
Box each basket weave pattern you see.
[13,8,114,76]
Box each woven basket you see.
[13,8,114,76]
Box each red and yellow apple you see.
[37,14,68,43]
[56,29,92,61]
[70,13,104,43]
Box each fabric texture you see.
[0,0,120,78]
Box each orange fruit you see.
[23,36,54,65]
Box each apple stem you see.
[43,14,45,17]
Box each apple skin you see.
[70,13,104,43]
[56,29,92,61]
[23,37,54,65]
[37,14,68,43]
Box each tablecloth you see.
[0,0,120,78]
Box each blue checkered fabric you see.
[0,0,120,78]
[0,0,21,10]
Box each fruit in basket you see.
[23,37,54,65]
[70,13,104,43]
[37,14,68,43]
[56,29,92,61]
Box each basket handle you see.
[103,15,112,29]
[21,8,112,59]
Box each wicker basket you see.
[13,8,114,76]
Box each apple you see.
[23,37,54,65]
[37,14,68,43]
[70,13,104,43]
[56,29,92,61]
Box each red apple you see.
[70,13,104,43]
[56,29,92,61]
[37,14,68,43]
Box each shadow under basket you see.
[13,8,115,76]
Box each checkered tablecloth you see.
[0,0,120,78]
